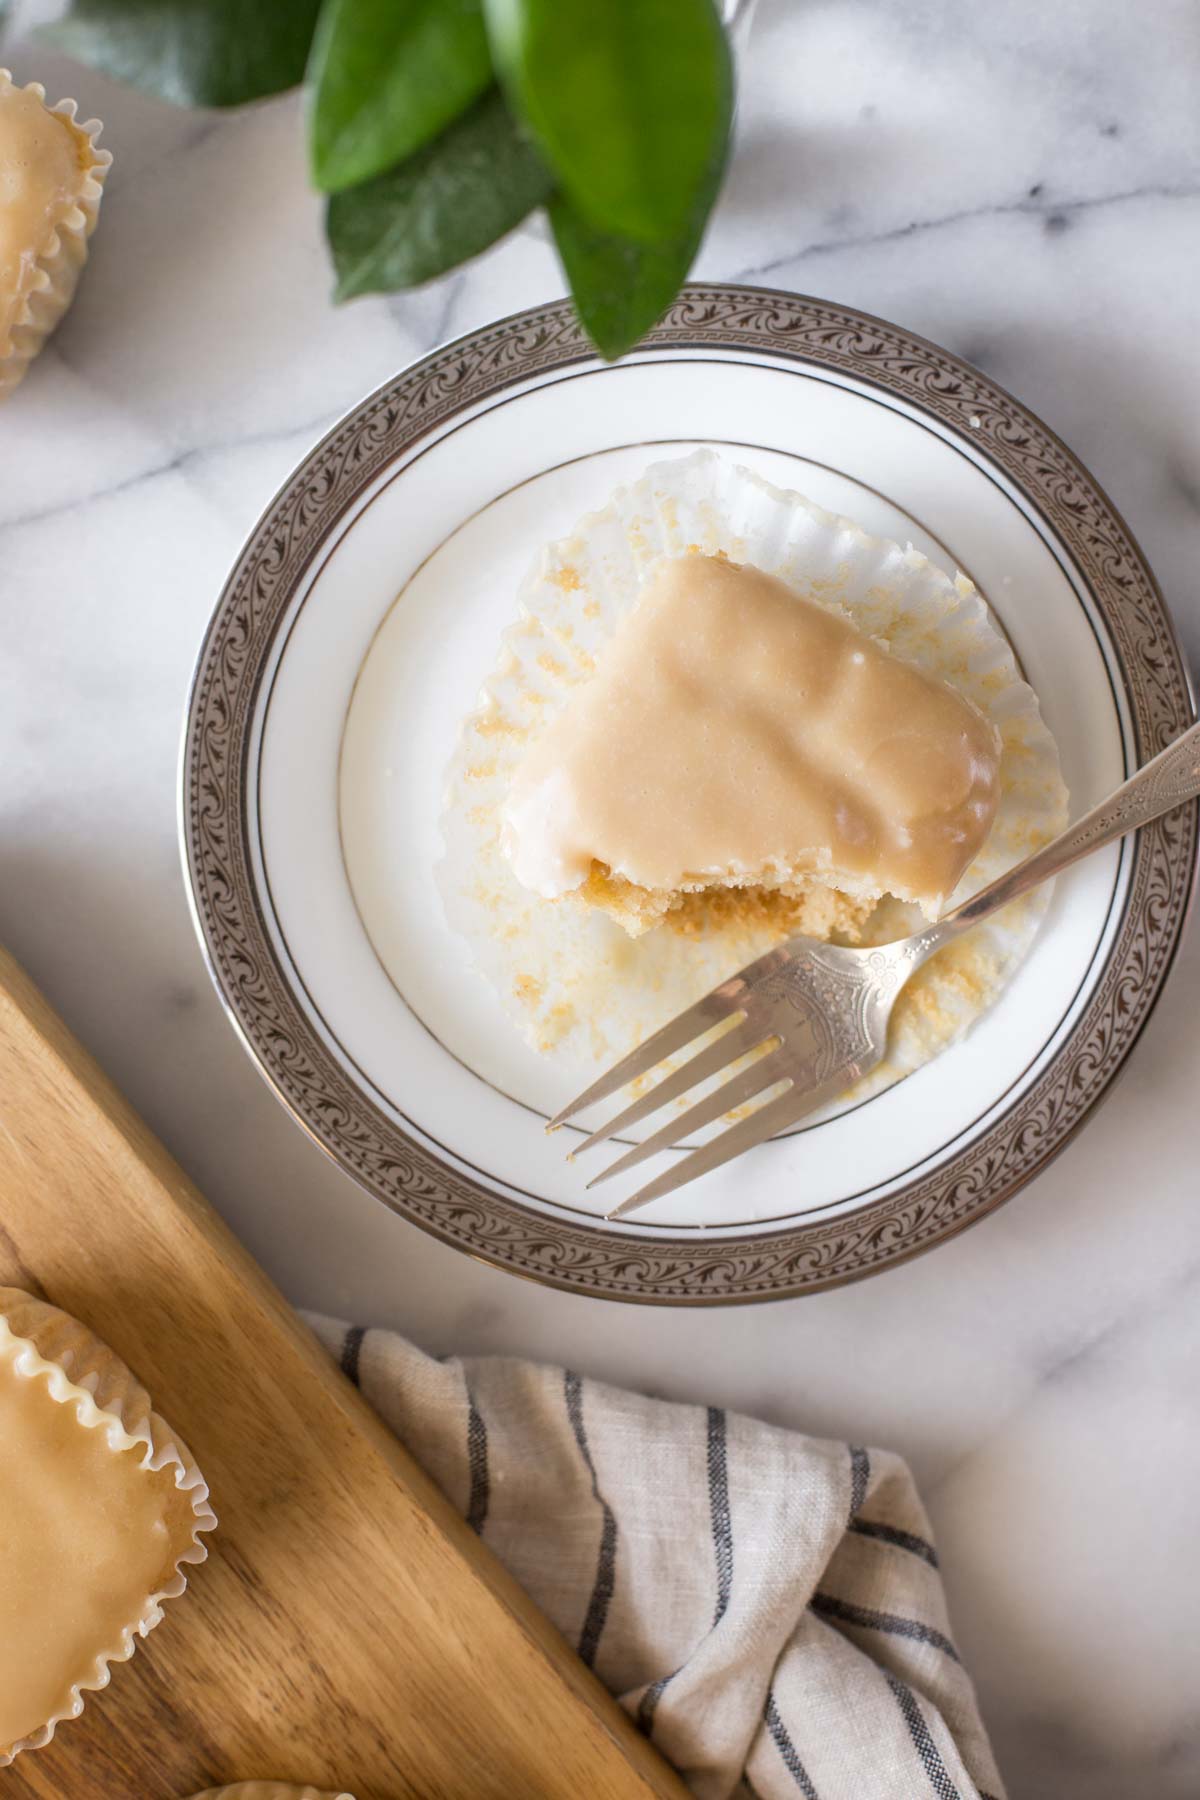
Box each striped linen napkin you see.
[308,1315,1004,1800]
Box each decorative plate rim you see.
[180,284,1197,1306]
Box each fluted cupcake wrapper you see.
[0,70,111,397]
[0,1288,217,1767]
[438,449,1068,1093]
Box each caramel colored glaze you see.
[503,554,1001,915]
[0,84,88,340]
[0,1333,193,1752]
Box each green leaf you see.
[550,192,707,361]
[42,0,323,108]
[309,0,493,194]
[328,88,551,298]
[484,0,732,243]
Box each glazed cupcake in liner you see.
[189,1786,356,1799]
[0,68,111,397]
[0,1287,217,1767]
[439,450,1069,1105]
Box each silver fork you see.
[550,720,1200,1221]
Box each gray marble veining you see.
[1,2,1197,1793]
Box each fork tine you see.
[548,936,805,1131]
[587,1050,790,1188]
[574,1021,778,1156]
[605,1073,852,1220]
[547,989,747,1130]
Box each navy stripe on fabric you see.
[764,1689,820,1798]
[708,1406,734,1623]
[637,1671,671,1735]
[340,1324,365,1387]
[811,1591,962,1664]
[848,1445,871,1522]
[564,1371,617,1669]
[639,1406,734,1737]
[885,1672,962,1800]
[850,1517,940,1568]
[464,1390,490,1535]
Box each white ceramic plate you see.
[182,288,1196,1304]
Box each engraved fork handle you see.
[923,718,1200,951]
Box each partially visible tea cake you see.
[0,1292,212,1763]
[188,1786,357,1799]
[0,70,110,394]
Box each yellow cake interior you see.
[576,862,880,942]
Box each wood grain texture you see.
[0,948,687,1800]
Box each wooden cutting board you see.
[0,947,686,1800]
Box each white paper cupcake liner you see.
[439,450,1068,1098]
[0,69,111,397]
[0,1288,217,1767]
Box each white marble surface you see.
[2,2,1198,1793]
